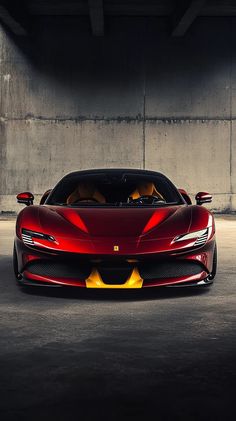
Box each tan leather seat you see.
[130,182,164,201]
[67,182,106,205]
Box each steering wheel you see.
[128,195,166,205]
[72,197,99,204]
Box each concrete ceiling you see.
[25,1,236,17]
[0,1,236,37]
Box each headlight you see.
[174,228,208,246]
[22,228,55,246]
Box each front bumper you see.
[15,236,215,288]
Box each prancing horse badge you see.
[114,245,119,251]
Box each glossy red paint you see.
[14,169,216,288]
[142,208,174,234]
[17,192,33,200]
[195,191,212,205]
[56,208,89,233]
[16,205,213,254]
[16,192,34,206]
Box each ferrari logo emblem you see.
[114,245,119,251]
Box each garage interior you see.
[0,1,236,421]
[0,0,236,212]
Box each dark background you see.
[0,0,236,213]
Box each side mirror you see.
[16,192,34,206]
[40,189,52,205]
[195,192,212,205]
[178,188,192,205]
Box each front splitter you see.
[21,268,208,288]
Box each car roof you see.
[62,168,166,180]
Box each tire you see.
[13,244,22,281]
[209,244,217,280]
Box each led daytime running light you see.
[22,228,55,244]
[174,228,208,242]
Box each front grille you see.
[26,259,133,284]
[97,263,133,285]
[25,259,91,280]
[138,260,203,280]
[25,258,204,283]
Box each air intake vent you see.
[97,263,133,285]
[139,260,203,280]
[194,231,208,246]
[25,259,91,280]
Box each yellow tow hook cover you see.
[85,267,143,289]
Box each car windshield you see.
[46,171,184,207]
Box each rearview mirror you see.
[16,192,34,206]
[195,192,212,205]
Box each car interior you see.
[45,172,183,206]
[66,181,165,205]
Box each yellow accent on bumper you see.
[85,267,143,289]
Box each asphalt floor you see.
[0,215,235,421]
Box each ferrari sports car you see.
[13,169,217,289]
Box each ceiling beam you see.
[0,3,27,36]
[88,0,104,36]
[172,0,206,37]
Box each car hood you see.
[36,204,192,239]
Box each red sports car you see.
[13,169,217,288]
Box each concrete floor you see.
[0,215,235,421]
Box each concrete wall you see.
[0,17,235,212]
